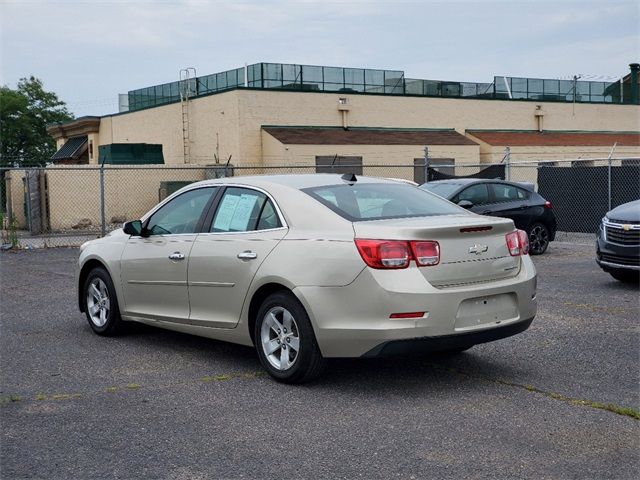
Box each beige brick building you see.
[47,62,640,170]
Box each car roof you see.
[424,178,535,190]
[190,173,401,190]
[425,178,500,185]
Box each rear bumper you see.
[294,256,537,358]
[362,316,534,357]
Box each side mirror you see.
[123,220,143,236]
[457,200,474,209]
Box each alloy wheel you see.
[260,306,300,371]
[529,224,549,254]
[86,278,110,327]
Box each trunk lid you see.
[353,214,520,287]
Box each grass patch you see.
[0,395,22,404]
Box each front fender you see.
[77,235,128,313]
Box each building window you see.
[97,143,164,165]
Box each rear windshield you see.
[420,182,461,198]
[302,183,462,222]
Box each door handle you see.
[237,251,258,260]
[168,252,185,261]
[482,210,491,215]
[519,205,527,210]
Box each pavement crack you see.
[424,362,640,421]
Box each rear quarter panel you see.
[252,185,366,288]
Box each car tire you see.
[254,291,326,384]
[83,267,124,336]
[609,269,640,284]
[528,223,550,255]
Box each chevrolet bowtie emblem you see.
[623,224,631,231]
[469,244,489,255]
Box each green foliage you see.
[0,76,73,167]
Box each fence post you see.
[503,147,511,181]
[608,156,612,211]
[423,146,429,183]
[5,171,12,221]
[100,163,106,236]
[607,142,617,211]
[25,169,32,231]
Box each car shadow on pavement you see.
[90,319,525,391]
[598,278,640,292]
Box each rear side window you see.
[303,183,462,221]
[210,187,282,233]
[490,184,529,202]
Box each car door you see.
[120,186,217,323]
[486,183,531,230]
[188,186,288,328]
[452,183,491,214]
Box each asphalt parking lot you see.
[1,243,638,479]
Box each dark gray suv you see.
[596,200,640,283]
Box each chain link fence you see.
[1,158,638,248]
[426,157,640,243]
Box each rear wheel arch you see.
[247,283,292,345]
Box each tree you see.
[0,76,73,167]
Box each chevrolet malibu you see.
[78,174,537,383]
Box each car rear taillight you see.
[505,230,529,256]
[355,239,410,269]
[354,239,440,269]
[544,201,552,209]
[411,241,440,266]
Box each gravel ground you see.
[1,243,638,479]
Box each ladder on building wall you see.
[179,68,197,164]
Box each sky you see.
[1,0,638,117]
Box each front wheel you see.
[254,291,326,384]
[83,267,123,336]
[528,223,550,255]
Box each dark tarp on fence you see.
[427,164,505,182]
[537,165,640,233]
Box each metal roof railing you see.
[126,62,636,112]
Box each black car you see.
[596,200,640,283]
[421,179,557,255]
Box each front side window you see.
[146,187,215,235]
[303,182,462,221]
[455,184,489,205]
[210,187,282,233]
[420,182,463,199]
